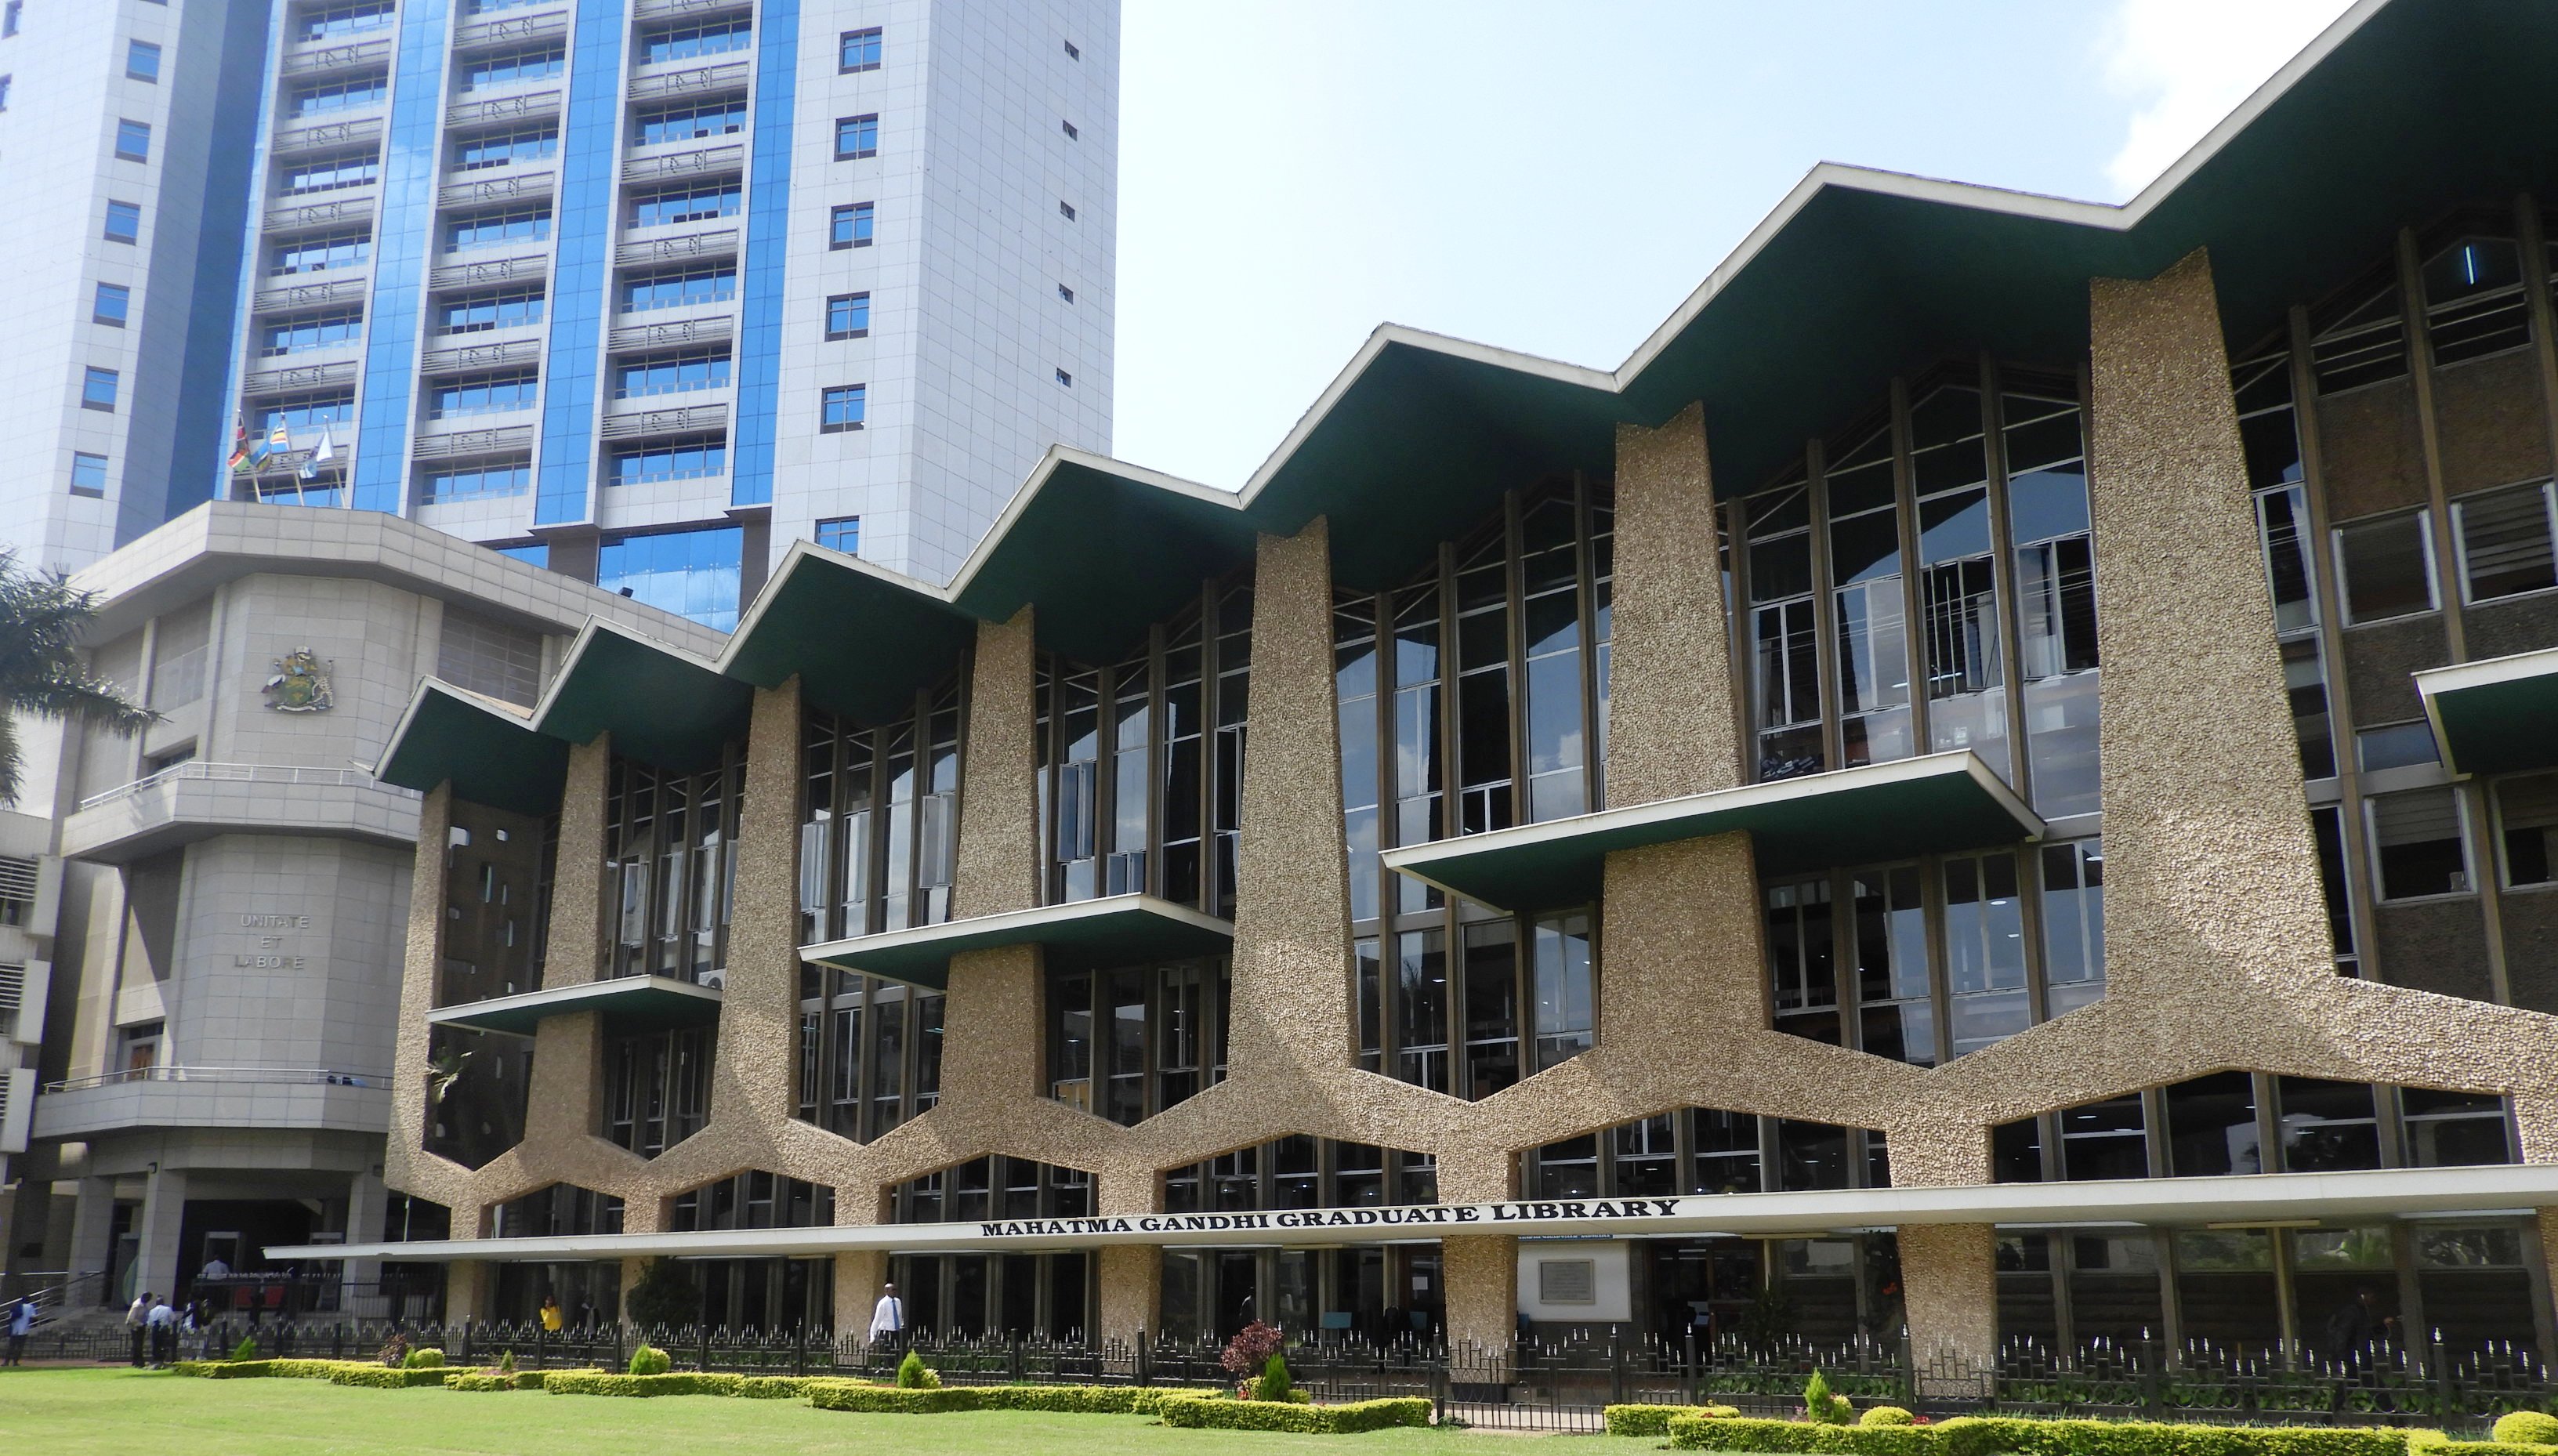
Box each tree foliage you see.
[0,550,156,805]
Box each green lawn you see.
[0,1367,1661,1454]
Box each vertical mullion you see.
[1806,440,1842,770]
[1922,856,1953,1066]
[1574,472,1604,809]
[1978,353,2033,797]
[1723,496,1757,780]
[1197,581,1218,909]
[1889,378,1932,752]
[1147,623,1167,896]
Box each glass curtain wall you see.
[603,1024,711,1156]
[1034,576,1253,915]
[1345,478,1611,1099]
[889,1157,1094,1338]
[603,746,746,983]
[1734,368,2097,814]
[794,685,964,1141]
[1158,1135,1443,1345]
[1520,1109,1887,1198]
[1049,959,1228,1125]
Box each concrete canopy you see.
[801,894,1235,991]
[2418,646,2558,777]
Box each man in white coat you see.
[868,1281,905,1349]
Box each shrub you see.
[804,1380,984,1414]
[496,1349,516,1374]
[1607,1405,1742,1437]
[326,1364,454,1389]
[626,1344,671,1377]
[802,1383,1187,1417]
[623,1259,698,1330]
[1158,1394,1430,1434]
[1255,1351,1296,1403]
[377,1333,409,1368]
[1220,1320,1285,1381]
[1805,1370,1855,1425]
[894,1350,940,1389]
[445,1370,546,1392]
[404,1347,446,1369]
[1864,1407,1918,1427]
[2495,1417,2558,1448]
[228,1336,259,1363]
[545,1371,745,1398]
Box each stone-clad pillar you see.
[1096,1244,1159,1349]
[1609,402,1739,804]
[1223,520,1353,1081]
[834,1249,886,1341]
[939,613,1045,1110]
[388,784,451,1195]
[1442,1235,1517,1357]
[2086,250,2332,999]
[1898,1223,1998,1390]
[712,679,805,1121]
[545,735,614,989]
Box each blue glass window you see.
[633,100,745,147]
[638,16,752,65]
[816,516,859,554]
[127,42,161,82]
[279,150,380,196]
[289,74,387,118]
[261,310,364,357]
[437,287,545,335]
[839,27,882,72]
[104,201,140,243]
[596,525,743,631]
[830,202,873,248]
[271,233,368,281]
[93,284,131,327]
[70,453,108,497]
[820,385,865,433]
[495,541,549,567]
[607,434,727,486]
[259,391,356,435]
[447,207,553,251]
[453,126,558,171]
[257,478,346,508]
[298,1,395,41]
[824,292,869,339]
[463,46,564,92]
[114,120,150,162]
[629,182,741,228]
[81,368,119,411]
[420,460,533,503]
[620,265,735,313]
[429,369,541,419]
[835,114,878,159]
[614,349,730,399]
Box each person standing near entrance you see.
[125,1294,150,1367]
[5,1295,37,1366]
[145,1295,177,1367]
[540,1295,563,1333]
[868,1281,905,1349]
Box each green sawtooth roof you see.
[391,0,2558,809]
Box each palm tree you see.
[0,549,157,806]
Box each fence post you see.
[458,1317,473,1366]
[1136,1325,1151,1388]
[1012,1331,1025,1383]
[332,1324,344,1360]
[2140,1334,2165,1421]
[2430,1331,2456,1429]
[1610,1326,1626,1406]
[795,1323,808,1377]
[1431,1350,1449,1426]
[698,1324,712,1373]
[612,1323,625,1373]
[1684,1327,1699,1407]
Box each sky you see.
[1111,0,2359,491]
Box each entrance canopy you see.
[272,1164,2558,1263]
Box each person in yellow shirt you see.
[539,1295,563,1333]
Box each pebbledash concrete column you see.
[386,784,451,1201]
[340,1168,389,1311]
[1607,402,1740,805]
[2085,249,2334,1001]
[1223,520,1353,1082]
[1442,1235,1518,1357]
[444,1259,489,1325]
[937,613,1047,1111]
[544,735,614,990]
[712,678,806,1121]
[833,1249,887,1342]
[1096,1244,1160,1349]
[1897,1223,1998,1392]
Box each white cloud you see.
[2101,0,2360,199]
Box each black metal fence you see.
[14,1317,2553,1436]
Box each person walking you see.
[867,1281,906,1351]
[5,1295,36,1367]
[125,1293,150,1367]
[540,1295,563,1333]
[146,1295,177,1367]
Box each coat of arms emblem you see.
[263,647,335,713]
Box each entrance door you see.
[1214,1251,1259,1338]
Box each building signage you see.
[234,911,313,970]
[977,1198,1690,1240]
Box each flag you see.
[299,428,334,481]
[227,417,252,474]
[245,420,288,473]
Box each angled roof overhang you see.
[541,621,750,773]
[801,894,1234,991]
[426,976,723,1038]
[722,541,981,722]
[2419,647,2558,777]
[1382,752,2043,913]
[376,680,568,812]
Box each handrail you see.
[42,1065,388,1094]
[77,760,416,811]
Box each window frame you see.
[2332,508,2441,626]
[127,40,163,82]
[2450,480,2558,607]
[114,118,151,163]
[824,292,870,341]
[92,283,132,328]
[839,27,882,73]
[2365,785,2476,904]
[80,366,119,412]
[829,201,875,249]
[820,383,867,433]
[835,113,879,161]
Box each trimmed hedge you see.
[326,1365,455,1389]
[169,1358,410,1383]
[2494,1417,2558,1449]
[1608,1403,1743,1437]
[1668,1415,2415,1456]
[801,1382,1183,1416]
[545,1371,749,1398]
[445,1370,549,1392]
[1156,1394,1430,1434]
